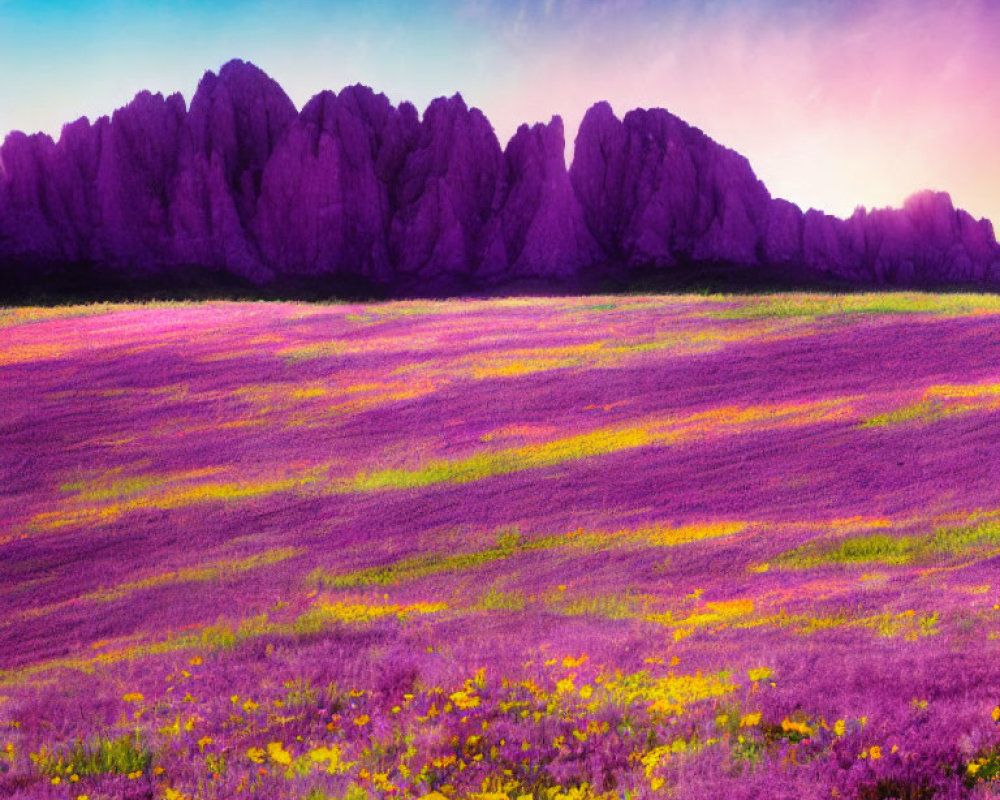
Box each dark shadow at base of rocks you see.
[2,256,997,306]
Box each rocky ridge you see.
[2,59,997,297]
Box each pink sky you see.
[481,0,1000,223]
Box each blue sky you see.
[2,0,999,223]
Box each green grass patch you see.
[343,426,655,491]
[710,293,1000,320]
[310,520,739,591]
[776,521,1000,569]
[30,732,151,778]
[859,400,951,428]
[472,587,528,612]
[553,592,649,620]
[965,747,1000,788]
[309,530,524,588]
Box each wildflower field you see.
[3,293,1000,800]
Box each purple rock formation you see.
[170,60,297,283]
[1,59,998,297]
[98,91,186,271]
[388,93,505,292]
[253,85,417,288]
[489,116,600,282]
[568,102,771,271]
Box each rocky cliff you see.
[2,59,998,297]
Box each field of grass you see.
[2,293,1000,800]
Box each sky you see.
[1,0,998,223]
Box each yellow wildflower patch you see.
[781,718,812,736]
[246,747,266,764]
[450,690,481,710]
[341,398,856,491]
[266,741,293,765]
[605,670,737,718]
[293,598,447,632]
[308,745,352,774]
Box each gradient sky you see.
[1,0,998,223]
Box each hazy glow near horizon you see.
[1,0,998,224]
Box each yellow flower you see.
[834,719,846,737]
[242,699,259,713]
[372,772,396,792]
[51,777,61,785]
[992,706,1000,722]
[650,777,665,791]
[449,690,481,709]
[127,770,142,779]
[556,678,575,694]
[189,656,202,665]
[579,685,593,699]
[353,714,370,726]
[246,747,266,763]
[747,668,772,682]
[122,693,144,703]
[739,712,761,727]
[309,745,353,774]
[69,774,79,782]
[869,746,882,760]
[781,718,812,736]
[197,736,213,753]
[267,741,293,765]
[968,762,981,775]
